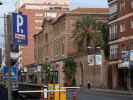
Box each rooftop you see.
[71,8,109,14]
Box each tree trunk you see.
[101,49,109,88]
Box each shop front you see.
[118,62,133,90]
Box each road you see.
[14,89,133,100]
[77,89,133,100]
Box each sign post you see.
[5,13,28,100]
[12,13,28,46]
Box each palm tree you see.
[100,23,109,60]
[73,16,100,54]
[73,16,108,87]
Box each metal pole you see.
[5,14,12,100]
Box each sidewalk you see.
[80,87,133,95]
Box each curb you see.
[79,88,133,95]
[90,88,133,95]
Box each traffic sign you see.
[122,51,130,62]
[2,65,8,80]
[12,13,28,46]
[2,64,18,81]
[12,64,18,81]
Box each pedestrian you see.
[87,81,91,89]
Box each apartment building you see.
[34,8,108,86]
[108,0,133,89]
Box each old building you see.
[108,0,133,89]
[34,8,108,87]
[17,1,69,82]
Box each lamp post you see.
[0,11,12,100]
[0,2,2,5]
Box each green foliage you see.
[42,64,52,82]
[72,78,77,86]
[63,58,77,81]
[100,24,109,59]
[73,16,101,53]
[42,64,51,72]
[74,15,109,60]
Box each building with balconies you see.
[108,0,133,90]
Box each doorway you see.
[118,69,128,90]
[108,66,112,89]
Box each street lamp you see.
[0,2,2,5]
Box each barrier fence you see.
[18,85,80,100]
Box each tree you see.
[73,16,100,54]
[42,63,52,83]
[100,23,109,60]
[63,58,77,86]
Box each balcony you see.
[109,12,118,21]
[110,54,119,61]
[109,34,118,41]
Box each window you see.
[109,3,118,15]
[34,19,43,23]
[131,0,133,8]
[120,0,126,11]
[110,45,118,59]
[35,26,42,30]
[35,13,43,17]
[131,19,133,29]
[46,12,57,18]
[109,23,117,40]
[120,23,125,32]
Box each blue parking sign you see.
[12,13,28,46]
[2,64,18,81]
[3,66,8,80]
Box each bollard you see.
[41,94,44,100]
[41,88,44,100]
[72,89,77,100]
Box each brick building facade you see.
[108,0,133,89]
[17,1,69,83]
[34,8,108,87]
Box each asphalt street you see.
[77,89,133,100]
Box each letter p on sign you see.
[17,15,24,34]
[12,13,28,46]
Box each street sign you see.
[11,64,18,81]
[2,64,18,81]
[12,13,28,46]
[121,51,130,62]
[130,50,133,61]
[95,55,102,65]
[3,65,8,80]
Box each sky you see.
[0,0,108,48]
[70,0,108,9]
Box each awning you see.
[118,61,133,69]
[118,62,129,69]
